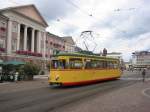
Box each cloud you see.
[31,0,75,21]
[0,0,150,61]
[0,0,75,22]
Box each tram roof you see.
[53,53,119,61]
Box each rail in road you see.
[0,70,149,112]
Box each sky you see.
[0,0,150,61]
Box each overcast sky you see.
[0,0,150,61]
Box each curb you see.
[0,82,10,85]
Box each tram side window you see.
[84,60,119,69]
[69,58,83,69]
[85,61,91,69]
[103,61,107,68]
[114,61,119,69]
[85,59,95,69]
[51,60,59,69]
[59,60,67,69]
[98,61,104,69]
[107,61,119,69]
[85,60,102,69]
[107,61,114,69]
[92,60,105,69]
[91,60,100,69]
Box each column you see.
[42,32,46,58]
[23,25,27,51]
[31,28,35,52]
[37,31,41,53]
[16,23,20,51]
[7,20,12,54]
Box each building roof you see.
[61,36,75,45]
[75,46,82,52]
[53,52,119,61]
[47,32,64,41]
[124,62,130,64]
[0,4,48,27]
[0,13,8,20]
[132,51,150,55]
[107,52,122,55]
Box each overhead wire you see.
[65,0,108,22]
[8,0,137,47]
[9,0,100,35]
[65,0,91,16]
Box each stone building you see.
[0,4,77,68]
[106,52,124,66]
[62,36,75,53]
[107,52,122,60]
[0,4,48,65]
[132,51,150,69]
[46,32,65,57]
[0,14,8,52]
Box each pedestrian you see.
[142,69,146,82]
[0,74,2,83]
[132,68,133,72]
[15,72,18,83]
[10,75,14,82]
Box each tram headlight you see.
[55,75,59,81]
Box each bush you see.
[1,64,21,81]
[2,64,15,75]
[21,63,41,80]
[40,70,45,75]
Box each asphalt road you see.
[0,70,149,112]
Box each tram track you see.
[47,80,138,112]
[0,79,138,112]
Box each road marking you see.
[142,88,150,98]
[34,75,48,79]
[120,78,150,81]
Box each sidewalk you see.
[59,80,150,112]
[0,74,49,86]
[0,82,11,85]
[34,74,49,79]
[0,78,48,94]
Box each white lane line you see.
[120,78,150,81]
[142,88,150,98]
[34,75,48,79]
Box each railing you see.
[0,48,5,52]
[16,50,42,57]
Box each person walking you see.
[142,69,146,82]
[14,72,18,83]
[0,74,2,83]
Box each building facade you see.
[132,51,150,68]
[106,52,124,66]
[46,32,65,57]
[0,4,77,67]
[107,52,123,61]
[0,4,48,65]
[0,14,8,52]
[62,36,75,53]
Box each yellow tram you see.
[49,53,122,86]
